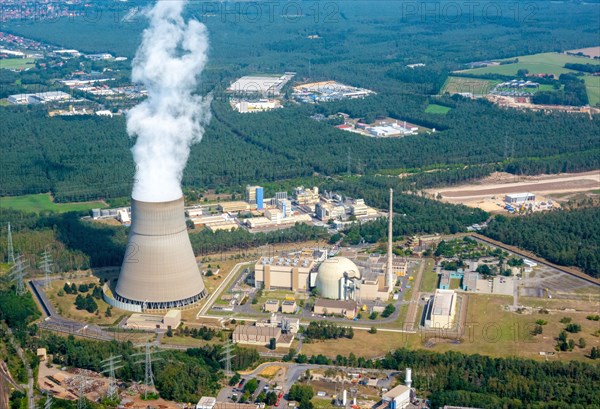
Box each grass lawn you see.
[419,259,437,292]
[583,75,600,107]
[0,58,36,70]
[457,52,600,77]
[301,294,600,362]
[424,103,451,115]
[442,76,499,95]
[0,193,107,213]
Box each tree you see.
[166,327,173,337]
[476,264,492,276]
[578,338,586,348]
[590,347,600,359]
[369,326,377,334]
[369,311,378,320]
[229,373,241,386]
[565,323,581,333]
[265,391,278,406]
[269,338,277,350]
[381,304,396,318]
[245,378,259,395]
[532,325,543,336]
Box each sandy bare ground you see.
[428,171,600,199]
[566,46,600,58]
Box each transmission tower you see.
[7,223,15,265]
[9,254,28,296]
[101,355,123,401]
[133,342,161,399]
[39,247,53,289]
[220,340,236,376]
[77,375,87,409]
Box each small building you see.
[196,397,217,409]
[36,348,47,361]
[313,298,357,319]
[281,299,297,314]
[264,299,280,313]
[382,384,411,409]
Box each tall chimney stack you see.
[387,188,394,289]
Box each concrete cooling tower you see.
[106,197,206,311]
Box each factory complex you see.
[227,73,295,112]
[293,81,375,103]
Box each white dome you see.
[316,257,361,299]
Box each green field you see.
[457,52,600,77]
[0,193,106,213]
[425,103,451,115]
[583,75,600,107]
[442,76,499,96]
[0,58,36,70]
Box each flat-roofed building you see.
[217,201,250,213]
[264,299,280,313]
[294,186,320,207]
[313,298,357,319]
[382,384,411,409]
[196,397,217,409]
[281,299,297,314]
[315,202,346,221]
[426,289,457,328]
[255,256,315,291]
[125,309,181,330]
[232,324,282,346]
[505,192,535,204]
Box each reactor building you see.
[103,197,207,312]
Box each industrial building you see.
[264,299,280,313]
[294,186,320,208]
[125,309,181,330]
[189,214,239,231]
[313,298,357,319]
[246,185,264,210]
[254,256,315,291]
[315,202,346,221]
[424,289,457,328]
[104,197,207,312]
[8,91,71,104]
[232,325,282,346]
[504,192,536,204]
[227,73,295,96]
[217,201,251,213]
[281,299,297,314]
[233,99,280,113]
[350,199,379,217]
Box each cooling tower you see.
[113,197,206,310]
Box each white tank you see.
[114,197,206,310]
[405,367,412,388]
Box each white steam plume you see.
[127,0,211,202]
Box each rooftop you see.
[432,289,456,316]
[383,384,411,399]
[314,298,357,310]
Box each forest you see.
[1,1,600,202]
[483,207,600,278]
[300,348,600,408]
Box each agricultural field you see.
[0,57,36,70]
[441,76,499,96]
[424,103,451,115]
[0,193,106,213]
[457,52,600,77]
[583,75,600,107]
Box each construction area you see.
[427,171,600,212]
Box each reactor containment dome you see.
[106,197,207,312]
[316,257,361,300]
